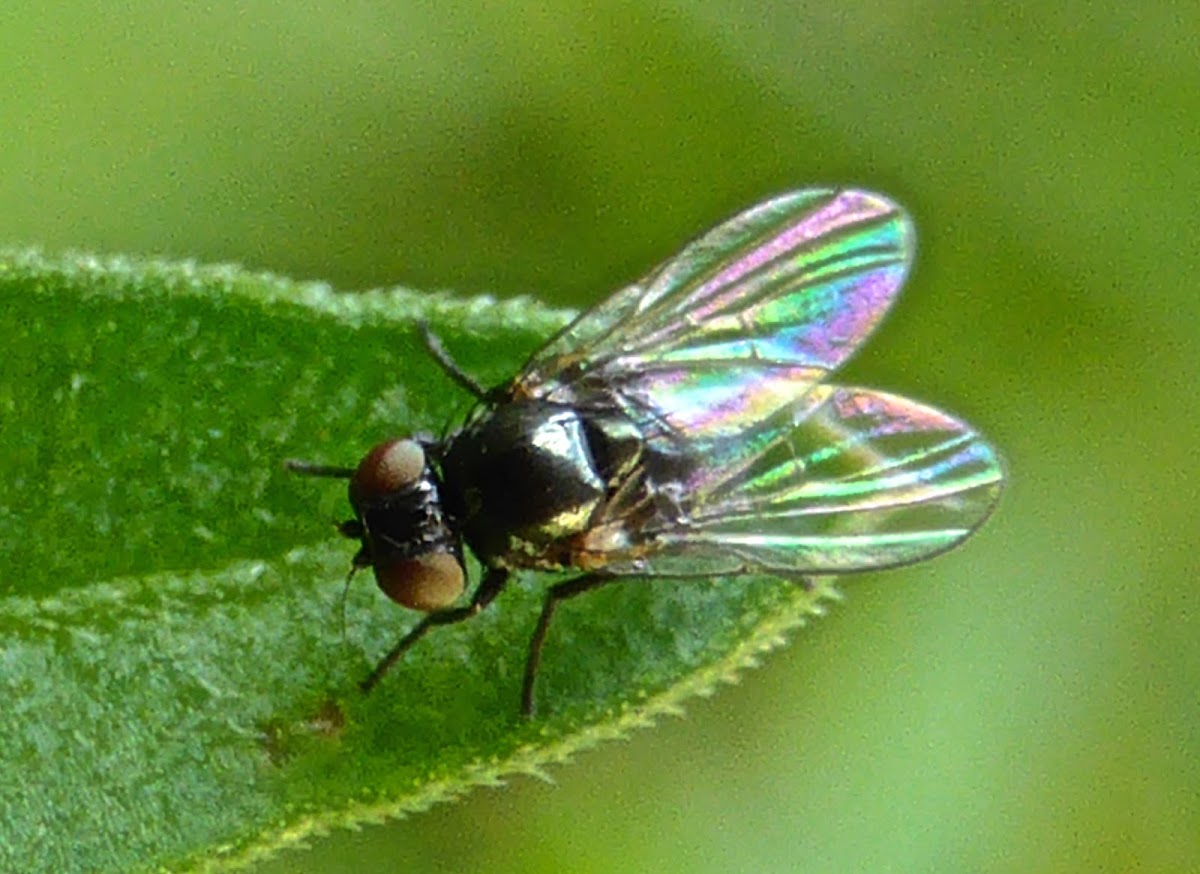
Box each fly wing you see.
[512,189,914,438]
[597,384,1004,576]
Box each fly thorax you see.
[440,400,615,567]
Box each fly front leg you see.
[521,572,617,718]
[417,321,490,400]
[360,566,509,693]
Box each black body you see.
[440,399,647,571]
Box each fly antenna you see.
[285,459,356,479]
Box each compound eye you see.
[349,439,426,507]
[372,551,466,612]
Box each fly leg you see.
[418,321,490,400]
[521,573,616,718]
[360,566,509,693]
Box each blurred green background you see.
[3,2,1196,872]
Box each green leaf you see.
[0,249,834,873]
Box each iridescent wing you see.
[592,384,1004,576]
[511,189,914,438]
[505,188,1002,574]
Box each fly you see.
[288,188,1005,717]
